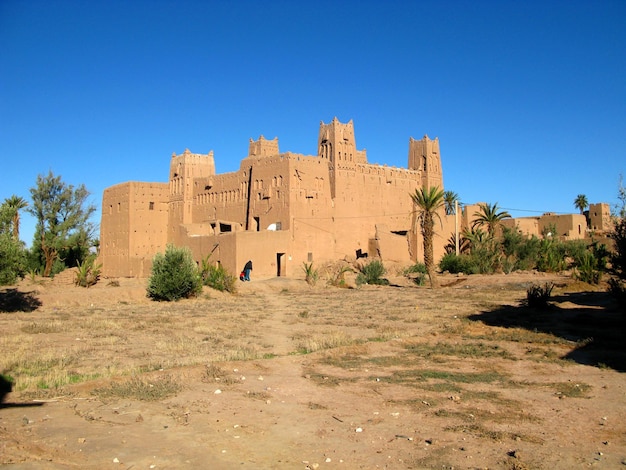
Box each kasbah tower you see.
[99,117,603,279]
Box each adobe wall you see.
[501,217,540,237]
[538,213,586,239]
[100,182,169,277]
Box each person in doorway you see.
[243,260,253,281]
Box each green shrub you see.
[202,264,237,293]
[537,238,567,272]
[199,254,237,293]
[439,253,478,275]
[404,262,427,285]
[356,260,389,286]
[74,257,102,288]
[147,245,202,301]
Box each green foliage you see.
[28,172,97,277]
[609,217,626,279]
[525,282,554,309]
[573,194,588,214]
[439,253,478,275]
[200,255,237,293]
[74,257,102,288]
[443,190,461,215]
[302,262,319,286]
[568,240,608,284]
[0,232,27,285]
[472,202,511,236]
[356,259,389,286]
[404,262,427,285]
[411,186,445,287]
[147,245,202,301]
[501,227,540,271]
[608,216,626,307]
[536,238,567,272]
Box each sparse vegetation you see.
[404,262,427,285]
[326,264,352,288]
[92,374,181,401]
[355,259,389,286]
[74,258,102,288]
[200,254,237,293]
[302,262,319,286]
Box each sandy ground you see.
[0,271,625,469]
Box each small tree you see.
[147,245,202,301]
[573,194,588,215]
[411,186,445,288]
[443,190,461,215]
[28,172,96,277]
[3,195,28,241]
[472,202,511,237]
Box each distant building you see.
[99,117,610,279]
[100,118,449,278]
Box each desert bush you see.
[74,257,102,288]
[525,282,554,309]
[572,252,602,284]
[147,245,202,301]
[200,255,237,293]
[438,253,478,275]
[404,262,427,285]
[356,259,389,286]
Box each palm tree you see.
[411,186,445,288]
[574,194,588,214]
[472,202,511,237]
[443,190,461,215]
[5,195,28,241]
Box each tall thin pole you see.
[455,200,459,256]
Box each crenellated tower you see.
[408,135,443,189]
[248,135,279,158]
[168,149,215,242]
[318,117,367,198]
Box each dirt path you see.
[1,272,625,469]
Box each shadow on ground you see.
[0,288,42,313]
[468,290,626,372]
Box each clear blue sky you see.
[1,0,624,246]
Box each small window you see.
[307,252,313,262]
[149,201,154,210]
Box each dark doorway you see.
[276,253,286,277]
